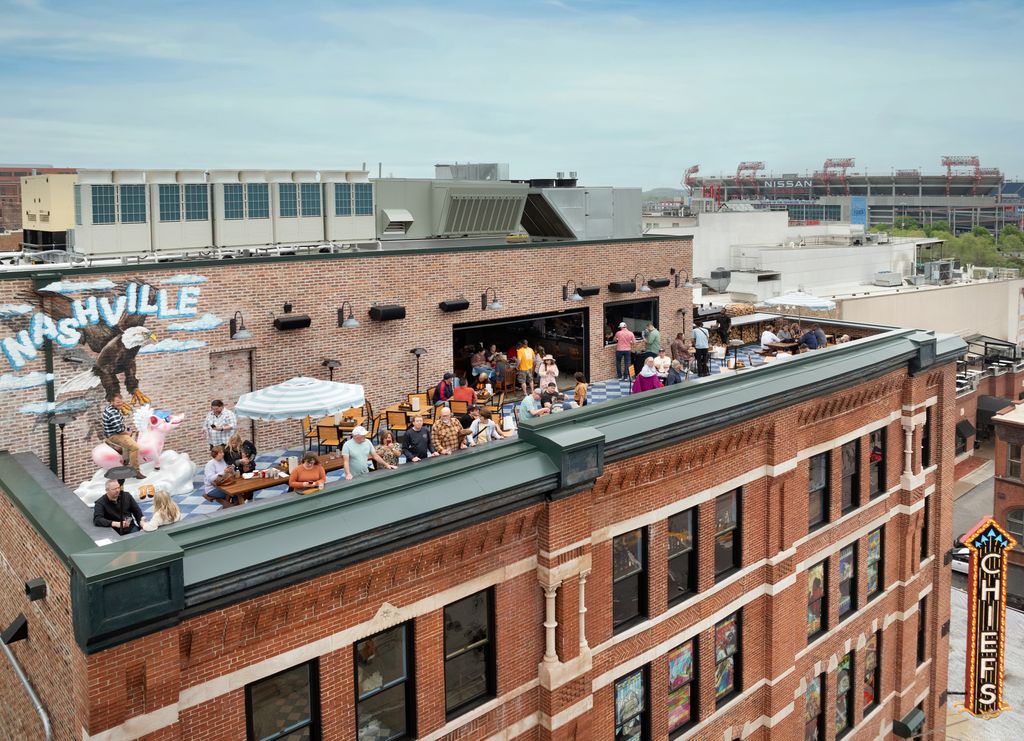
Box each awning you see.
[235,377,365,421]
[956,420,976,439]
[978,395,1013,414]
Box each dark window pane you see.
[613,574,641,626]
[838,545,856,617]
[870,428,886,496]
[356,626,407,699]
[613,531,644,580]
[808,491,825,527]
[841,440,859,512]
[667,511,693,557]
[807,561,826,637]
[444,646,488,712]
[715,531,735,575]
[715,492,737,533]
[667,555,692,603]
[444,592,488,655]
[604,299,659,344]
[357,683,408,740]
[249,664,312,741]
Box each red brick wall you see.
[0,491,89,739]
[0,230,21,251]
[0,238,692,483]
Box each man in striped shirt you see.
[204,399,237,448]
[101,393,139,469]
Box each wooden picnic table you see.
[219,453,347,499]
[765,341,799,353]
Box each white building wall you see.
[836,279,1024,342]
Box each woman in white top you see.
[468,409,508,446]
[652,349,672,380]
[760,324,782,350]
[142,489,183,531]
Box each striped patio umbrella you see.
[235,377,365,421]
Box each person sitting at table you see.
[434,372,456,405]
[451,380,477,405]
[653,348,672,381]
[402,416,436,462]
[812,323,827,348]
[573,372,588,407]
[539,355,559,389]
[223,433,257,473]
[761,324,782,350]
[632,357,663,393]
[142,489,183,531]
[777,324,793,342]
[472,372,492,396]
[468,409,508,446]
[375,430,402,467]
[343,426,396,480]
[289,452,327,491]
[431,407,466,455]
[470,346,494,381]
[540,382,564,408]
[519,389,549,419]
[799,326,821,350]
[485,344,498,362]
[203,445,237,507]
[665,359,686,386]
[458,404,479,430]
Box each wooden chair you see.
[317,424,341,454]
[386,410,409,434]
[512,405,521,427]
[363,397,374,426]
[408,392,429,411]
[427,387,437,405]
[484,392,505,417]
[368,413,383,443]
[500,367,516,392]
[449,399,469,415]
[302,416,318,451]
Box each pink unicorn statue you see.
[90,405,185,472]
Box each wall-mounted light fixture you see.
[671,268,696,289]
[338,301,360,328]
[1,614,27,645]
[24,578,46,602]
[634,273,652,292]
[481,287,502,311]
[229,311,253,341]
[410,347,427,392]
[321,358,342,381]
[563,280,583,302]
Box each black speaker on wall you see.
[273,314,312,330]
[647,277,671,288]
[608,281,636,293]
[578,285,601,297]
[369,304,406,321]
[439,298,470,312]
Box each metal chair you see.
[408,392,429,411]
[386,410,409,434]
[449,399,469,415]
[316,424,341,454]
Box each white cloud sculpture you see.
[74,450,198,506]
[0,372,52,391]
[159,274,208,285]
[39,278,116,294]
[0,304,34,319]
[139,338,207,354]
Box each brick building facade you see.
[990,403,1024,603]
[0,269,962,741]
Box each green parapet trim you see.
[0,235,692,282]
[0,451,95,568]
[70,532,184,653]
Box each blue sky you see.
[1,0,1022,188]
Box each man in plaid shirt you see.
[204,399,237,448]
[101,392,139,468]
[430,407,465,456]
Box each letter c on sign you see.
[980,553,1000,575]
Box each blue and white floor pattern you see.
[153,344,767,522]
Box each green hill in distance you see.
[642,188,687,200]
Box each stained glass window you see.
[835,653,853,736]
[804,675,823,741]
[667,641,695,734]
[838,544,856,618]
[807,561,827,638]
[715,613,740,704]
[615,668,646,741]
[863,632,880,711]
[866,528,883,599]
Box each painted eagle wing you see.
[32,284,149,354]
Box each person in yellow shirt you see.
[516,339,535,396]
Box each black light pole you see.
[322,358,342,381]
[49,413,72,483]
[410,347,427,392]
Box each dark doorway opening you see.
[452,309,589,383]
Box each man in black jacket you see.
[93,480,144,535]
[401,415,436,462]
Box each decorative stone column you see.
[542,580,561,664]
[578,570,590,651]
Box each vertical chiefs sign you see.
[964,517,1017,716]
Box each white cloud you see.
[39,278,115,294]
[139,338,207,354]
[0,303,34,319]
[0,371,50,391]
[19,398,91,415]
[160,274,209,285]
[166,313,223,331]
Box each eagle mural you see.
[32,284,158,406]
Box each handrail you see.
[0,637,52,740]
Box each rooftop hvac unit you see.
[701,268,731,293]
[873,271,903,287]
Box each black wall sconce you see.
[608,280,636,293]
[1,614,27,645]
[578,285,601,297]
[563,280,583,302]
[273,303,312,331]
[439,296,470,312]
[229,311,253,340]
[633,273,652,292]
[648,277,671,289]
[481,287,503,310]
[671,268,696,288]
[321,358,342,381]
[338,301,360,328]
[369,303,406,321]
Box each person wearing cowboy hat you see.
[613,321,636,381]
[538,354,560,390]
[342,425,396,480]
